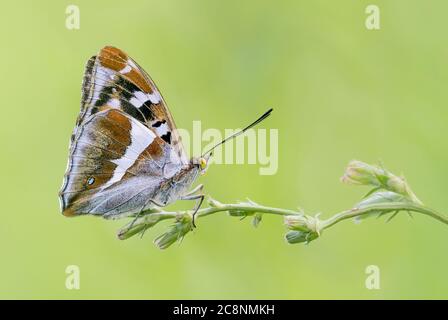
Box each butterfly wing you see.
[60,47,190,219]
[60,108,185,218]
[77,46,188,164]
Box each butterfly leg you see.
[183,184,203,197]
[181,193,205,228]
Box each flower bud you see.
[386,175,407,196]
[341,160,383,186]
[153,215,193,250]
[357,191,408,208]
[284,215,310,232]
[285,230,319,244]
[118,213,165,240]
[284,214,321,244]
[341,160,422,204]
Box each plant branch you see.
[320,202,448,230]
[116,160,448,249]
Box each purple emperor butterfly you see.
[59,46,272,222]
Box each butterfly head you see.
[192,153,211,175]
[199,157,207,170]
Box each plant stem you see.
[116,161,448,248]
[319,202,448,231]
[197,202,300,218]
[117,200,300,240]
[118,198,448,241]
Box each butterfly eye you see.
[87,177,95,185]
[199,158,207,170]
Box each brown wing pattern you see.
[60,109,182,218]
[79,46,188,164]
[59,47,191,218]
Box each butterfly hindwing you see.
[60,108,186,218]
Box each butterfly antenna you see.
[201,108,273,157]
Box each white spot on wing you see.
[134,91,148,102]
[119,64,132,74]
[128,59,138,69]
[130,97,143,108]
[107,98,120,108]
[130,90,162,108]
[103,121,155,189]
[147,91,161,104]
[154,122,169,137]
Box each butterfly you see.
[59,46,272,223]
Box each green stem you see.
[319,202,448,231]
[118,198,448,241]
[197,202,299,218]
[116,160,448,248]
[118,201,300,240]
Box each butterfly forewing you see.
[81,46,187,163]
[60,47,192,218]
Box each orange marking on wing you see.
[151,104,170,119]
[93,110,132,155]
[106,109,132,130]
[125,69,153,93]
[98,46,153,93]
[144,136,164,159]
[99,46,127,72]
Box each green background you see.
[1,0,447,299]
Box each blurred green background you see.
[1,0,448,299]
